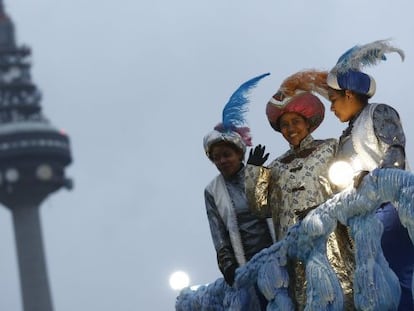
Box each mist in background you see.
[0,1,413,310]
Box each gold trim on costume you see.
[255,166,270,211]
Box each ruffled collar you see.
[339,104,368,143]
[289,134,314,152]
[279,135,319,164]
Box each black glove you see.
[217,248,238,286]
[247,144,269,166]
[223,264,237,286]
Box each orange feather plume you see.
[279,69,329,99]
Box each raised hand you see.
[247,144,269,166]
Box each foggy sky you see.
[0,1,413,310]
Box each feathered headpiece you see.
[278,69,329,99]
[266,70,327,133]
[327,39,405,97]
[203,73,270,158]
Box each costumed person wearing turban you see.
[203,73,274,310]
[326,39,414,310]
[245,70,355,310]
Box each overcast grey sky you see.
[0,1,414,310]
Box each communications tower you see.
[0,2,72,311]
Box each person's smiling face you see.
[279,112,310,147]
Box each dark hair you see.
[353,92,370,104]
[331,88,369,105]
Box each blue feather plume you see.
[222,73,270,130]
[332,39,405,73]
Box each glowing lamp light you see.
[169,271,190,291]
[5,168,19,183]
[36,164,53,180]
[328,161,354,189]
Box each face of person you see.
[279,112,310,147]
[328,89,363,122]
[210,142,243,178]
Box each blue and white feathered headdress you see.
[327,39,405,97]
[331,39,405,74]
[203,73,270,157]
